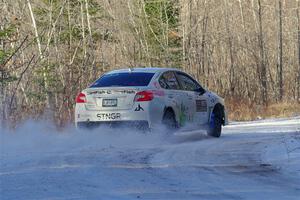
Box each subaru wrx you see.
[75,68,228,137]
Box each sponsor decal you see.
[210,98,216,104]
[207,92,216,104]
[117,90,135,94]
[196,100,207,112]
[134,104,144,111]
[88,90,135,95]
[179,102,188,126]
[97,113,121,120]
[88,90,107,95]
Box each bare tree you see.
[1,0,299,126]
[277,0,283,101]
[297,0,300,102]
[257,0,268,105]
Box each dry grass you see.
[226,98,300,121]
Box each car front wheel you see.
[207,109,222,137]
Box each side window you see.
[176,72,200,91]
[159,71,180,90]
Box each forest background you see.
[1,0,299,127]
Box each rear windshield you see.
[90,72,155,87]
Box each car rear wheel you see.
[162,109,178,132]
[208,109,222,137]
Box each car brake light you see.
[134,91,154,102]
[76,92,87,103]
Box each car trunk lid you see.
[84,87,141,111]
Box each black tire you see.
[208,109,222,137]
[162,109,178,132]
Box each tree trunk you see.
[26,0,42,59]
[224,0,235,96]
[277,0,283,101]
[297,0,300,102]
[0,70,5,126]
[84,0,92,38]
[80,1,86,58]
[257,0,268,105]
[27,0,52,109]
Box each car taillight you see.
[76,92,87,103]
[134,91,154,102]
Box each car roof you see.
[106,67,182,74]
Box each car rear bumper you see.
[77,120,149,130]
[75,102,152,129]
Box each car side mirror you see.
[194,88,206,95]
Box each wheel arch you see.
[163,106,176,118]
[162,106,179,122]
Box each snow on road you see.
[0,117,300,200]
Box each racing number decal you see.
[196,100,207,112]
[97,113,121,120]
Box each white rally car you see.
[75,68,228,137]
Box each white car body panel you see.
[75,68,228,131]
